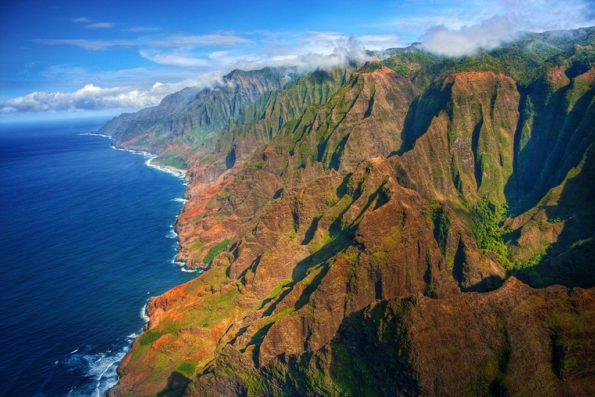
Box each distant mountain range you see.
[104,27,595,397]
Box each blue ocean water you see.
[0,121,195,396]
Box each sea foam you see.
[140,303,150,322]
[64,335,136,397]
[79,132,112,139]
[104,142,187,179]
[166,225,178,239]
[145,158,186,179]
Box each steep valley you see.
[103,28,595,397]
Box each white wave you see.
[166,226,178,239]
[145,157,186,179]
[110,145,155,159]
[64,346,130,397]
[171,197,188,203]
[62,329,144,396]
[103,142,187,182]
[173,259,204,274]
[70,347,80,354]
[171,256,185,266]
[79,132,112,139]
[140,302,150,322]
[170,255,200,273]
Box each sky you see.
[1,0,594,122]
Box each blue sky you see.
[1,0,593,122]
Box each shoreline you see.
[105,143,193,271]
[145,157,187,179]
[80,131,198,393]
[82,128,183,179]
[109,140,198,393]
[108,144,188,181]
[79,132,113,139]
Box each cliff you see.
[99,67,295,169]
[108,27,595,396]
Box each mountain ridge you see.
[106,27,595,397]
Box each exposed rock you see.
[108,28,595,396]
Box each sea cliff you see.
[106,27,595,396]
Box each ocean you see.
[0,121,195,396]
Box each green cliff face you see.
[99,67,294,166]
[107,27,595,397]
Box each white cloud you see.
[85,22,116,29]
[208,51,230,60]
[1,84,156,112]
[139,50,209,66]
[185,33,386,73]
[37,65,215,89]
[32,38,135,51]
[255,38,375,71]
[0,75,224,113]
[150,34,253,47]
[420,0,595,56]
[33,33,253,51]
[72,17,91,24]
[134,31,390,72]
[8,32,400,114]
[357,34,403,50]
[421,15,517,56]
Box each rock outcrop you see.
[108,27,595,396]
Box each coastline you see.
[79,131,187,180]
[108,143,193,270]
[80,131,197,394]
[89,126,195,272]
[108,144,187,181]
[145,157,187,180]
[108,140,199,394]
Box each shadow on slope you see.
[514,144,595,288]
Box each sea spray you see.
[64,333,137,397]
[171,197,189,203]
[140,303,150,322]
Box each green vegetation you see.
[285,230,298,239]
[432,207,451,254]
[111,28,595,397]
[264,279,292,302]
[471,197,512,268]
[140,320,180,346]
[203,238,230,264]
[176,362,197,377]
[191,238,204,251]
[153,152,188,170]
[565,77,592,110]
[194,287,239,327]
[139,329,162,346]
